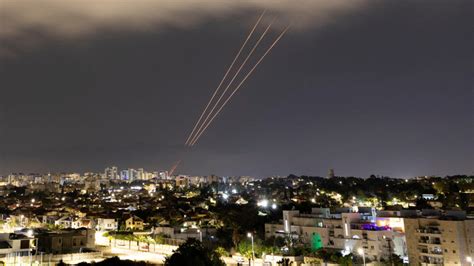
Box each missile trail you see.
[190,26,290,146]
[184,10,266,146]
[168,159,181,177]
[188,19,275,146]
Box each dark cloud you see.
[0,0,366,57]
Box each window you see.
[20,240,29,249]
[453,250,456,253]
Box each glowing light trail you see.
[184,10,266,145]
[188,19,275,146]
[190,26,290,146]
[168,160,181,177]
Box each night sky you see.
[1,0,472,178]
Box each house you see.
[36,228,95,254]
[124,215,144,231]
[55,216,73,228]
[96,218,118,231]
[0,232,37,257]
[71,217,95,229]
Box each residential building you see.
[0,232,37,257]
[104,166,118,180]
[176,176,189,188]
[404,211,474,266]
[265,208,407,262]
[55,216,73,228]
[36,228,95,254]
[96,218,118,231]
[125,215,144,231]
[71,218,95,229]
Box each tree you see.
[237,239,254,259]
[232,228,241,248]
[164,239,225,266]
[215,246,229,257]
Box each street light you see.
[358,248,366,266]
[247,232,255,264]
[197,229,202,242]
[467,256,473,266]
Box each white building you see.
[0,232,37,258]
[265,208,407,262]
[95,218,118,231]
[404,211,474,266]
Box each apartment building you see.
[404,211,474,266]
[265,207,406,262]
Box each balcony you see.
[420,256,444,266]
[418,239,441,245]
[420,252,443,258]
[416,228,441,235]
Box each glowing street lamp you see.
[257,199,268,208]
[358,248,366,266]
[247,232,255,264]
[467,256,473,266]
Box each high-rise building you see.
[137,168,144,180]
[104,166,118,180]
[120,170,129,180]
[128,168,137,182]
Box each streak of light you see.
[188,18,275,146]
[190,26,290,146]
[184,10,266,145]
[168,160,181,177]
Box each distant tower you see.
[328,169,335,178]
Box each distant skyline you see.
[1,0,472,178]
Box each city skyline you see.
[1,0,472,178]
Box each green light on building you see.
[311,233,322,251]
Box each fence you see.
[112,239,179,255]
[0,251,103,266]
